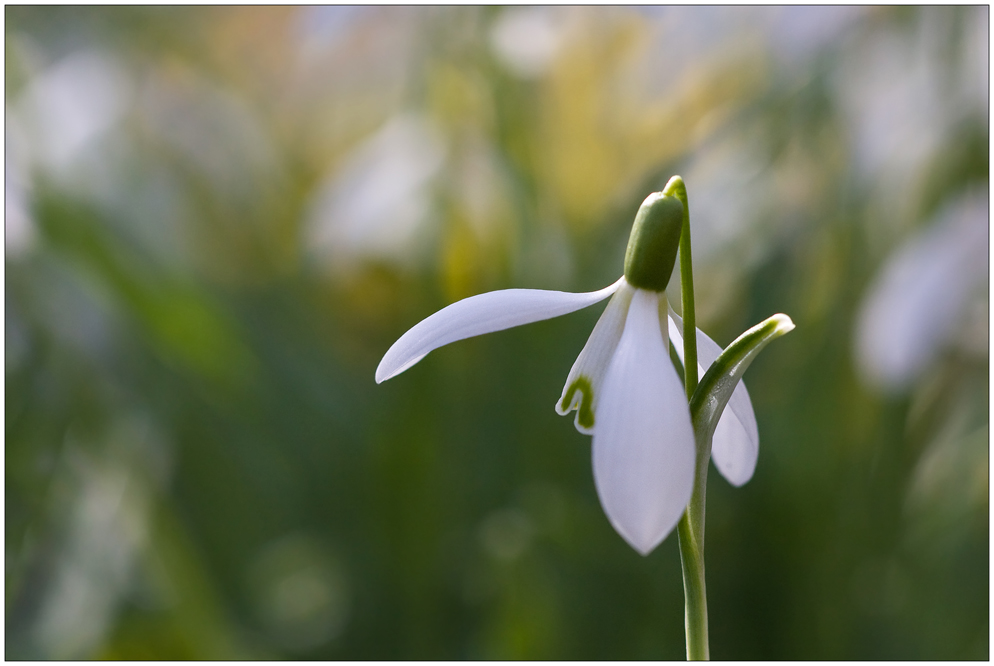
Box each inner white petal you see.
[556,280,636,434]
[376,276,624,383]
[592,289,695,556]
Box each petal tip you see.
[721,465,755,487]
[375,351,427,385]
[604,508,677,556]
[627,533,664,556]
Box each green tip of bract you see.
[623,191,684,292]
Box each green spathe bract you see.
[691,313,796,448]
[623,192,684,292]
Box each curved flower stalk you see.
[376,189,760,556]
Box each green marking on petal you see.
[561,375,595,429]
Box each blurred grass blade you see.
[690,314,795,447]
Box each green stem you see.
[678,508,709,660]
[663,176,697,401]
[677,438,710,661]
[665,175,709,661]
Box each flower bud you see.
[623,192,684,292]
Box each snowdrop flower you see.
[855,192,988,391]
[376,192,758,555]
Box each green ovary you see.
[561,376,595,429]
[623,192,683,292]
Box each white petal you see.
[593,289,695,555]
[556,280,636,434]
[668,309,759,487]
[376,277,624,383]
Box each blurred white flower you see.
[12,50,131,177]
[33,444,151,658]
[5,125,35,257]
[837,28,945,184]
[489,7,568,79]
[834,8,987,220]
[306,113,445,271]
[855,192,989,391]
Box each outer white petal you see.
[376,277,624,383]
[556,280,636,434]
[593,289,695,555]
[668,308,759,487]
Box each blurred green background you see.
[5,6,988,660]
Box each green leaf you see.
[690,314,795,447]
